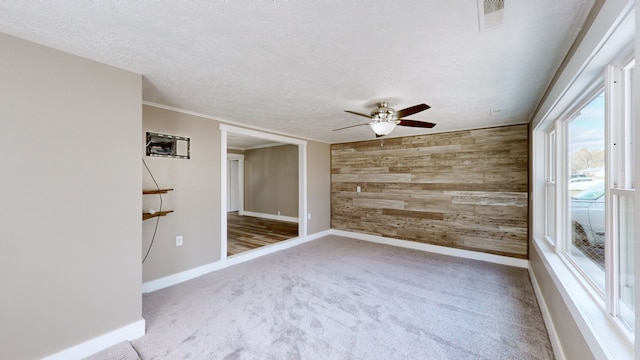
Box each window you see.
[538,54,635,339]
[566,92,606,292]
[609,57,635,331]
[531,7,635,357]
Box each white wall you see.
[307,141,331,235]
[0,33,143,359]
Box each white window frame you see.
[544,128,557,245]
[607,54,636,332]
[534,86,634,359]
[556,88,608,299]
[551,57,637,339]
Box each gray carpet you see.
[88,235,553,360]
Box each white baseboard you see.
[528,266,566,360]
[142,260,229,293]
[330,229,529,268]
[241,211,298,223]
[224,229,330,267]
[43,319,145,360]
[144,229,528,293]
[142,230,331,293]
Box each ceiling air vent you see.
[477,0,505,32]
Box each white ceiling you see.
[0,1,593,144]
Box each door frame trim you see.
[219,124,307,261]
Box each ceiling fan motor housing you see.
[371,102,399,124]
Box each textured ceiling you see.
[0,1,593,144]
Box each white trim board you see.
[528,266,566,360]
[144,229,530,293]
[142,230,331,293]
[241,211,298,223]
[143,101,326,145]
[219,123,308,265]
[330,229,529,268]
[43,319,145,360]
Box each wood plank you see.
[227,212,298,256]
[330,124,530,259]
[463,236,528,258]
[420,183,528,192]
[142,210,173,220]
[335,167,390,174]
[382,208,445,220]
[411,172,484,184]
[143,188,173,194]
[352,198,405,210]
[355,173,412,183]
[332,173,359,182]
[483,171,528,184]
[448,191,528,207]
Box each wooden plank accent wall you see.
[331,124,529,259]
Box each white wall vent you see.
[477,0,505,32]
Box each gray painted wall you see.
[529,250,595,360]
[244,144,299,217]
[0,34,142,359]
[142,105,222,282]
[307,141,332,235]
[142,105,331,283]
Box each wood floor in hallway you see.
[227,212,299,256]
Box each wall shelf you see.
[142,210,174,220]
[143,188,173,195]
[143,189,174,220]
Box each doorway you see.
[220,124,307,259]
[227,154,244,213]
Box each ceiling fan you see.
[334,102,436,137]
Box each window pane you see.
[545,131,556,243]
[567,93,605,291]
[545,184,555,242]
[624,63,634,189]
[616,195,635,330]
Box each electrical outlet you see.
[307,213,312,220]
[357,186,361,193]
[176,235,183,246]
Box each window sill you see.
[531,237,633,359]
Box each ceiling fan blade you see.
[396,104,431,118]
[398,119,437,128]
[332,123,370,131]
[344,110,372,118]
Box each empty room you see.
[1,1,638,359]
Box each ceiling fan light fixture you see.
[338,101,434,137]
[370,102,398,122]
[370,121,397,136]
